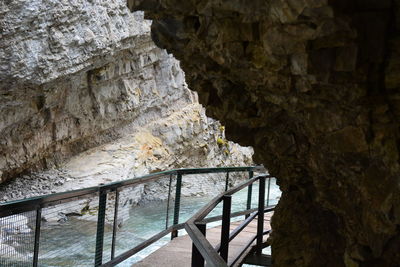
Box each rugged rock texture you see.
[0,0,177,182]
[0,0,252,184]
[0,0,255,242]
[130,0,400,266]
[0,103,253,202]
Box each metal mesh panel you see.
[0,211,35,267]
[200,172,252,227]
[38,193,99,266]
[231,186,249,216]
[113,175,171,263]
[102,190,116,263]
[0,167,264,267]
[113,184,140,258]
[165,174,176,229]
[229,172,251,215]
[227,171,249,190]
[181,172,226,196]
[178,172,227,224]
[249,179,260,210]
[265,177,281,206]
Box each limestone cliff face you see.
[0,0,181,181]
[0,103,253,202]
[0,0,252,184]
[130,0,400,266]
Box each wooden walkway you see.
[133,214,272,267]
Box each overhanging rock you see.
[129,0,400,265]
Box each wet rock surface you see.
[129,0,400,266]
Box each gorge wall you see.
[129,0,400,266]
[0,0,253,199]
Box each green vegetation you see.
[217,125,230,156]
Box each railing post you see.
[224,171,229,191]
[33,207,42,267]
[266,176,271,207]
[246,170,253,219]
[191,223,206,267]
[256,176,266,254]
[171,172,182,239]
[220,195,232,262]
[111,188,119,260]
[165,174,173,229]
[95,187,107,266]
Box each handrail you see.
[198,208,258,224]
[0,166,263,217]
[187,176,264,224]
[102,222,186,267]
[185,174,273,267]
[215,211,258,253]
[0,166,268,267]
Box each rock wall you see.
[0,0,255,249]
[0,1,184,182]
[130,0,400,266]
[0,103,253,202]
[0,0,252,185]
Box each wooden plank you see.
[185,223,227,266]
[102,224,185,267]
[244,254,272,266]
[133,213,272,267]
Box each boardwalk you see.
[134,214,272,267]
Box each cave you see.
[128,0,400,266]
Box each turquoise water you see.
[1,179,280,266]
[113,179,280,266]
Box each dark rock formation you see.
[129,0,400,265]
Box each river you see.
[0,179,280,266]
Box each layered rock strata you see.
[0,103,253,202]
[130,0,400,266]
[0,0,252,185]
[0,0,157,181]
[0,0,254,232]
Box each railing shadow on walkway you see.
[0,166,278,267]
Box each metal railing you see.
[186,174,274,267]
[0,166,271,267]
